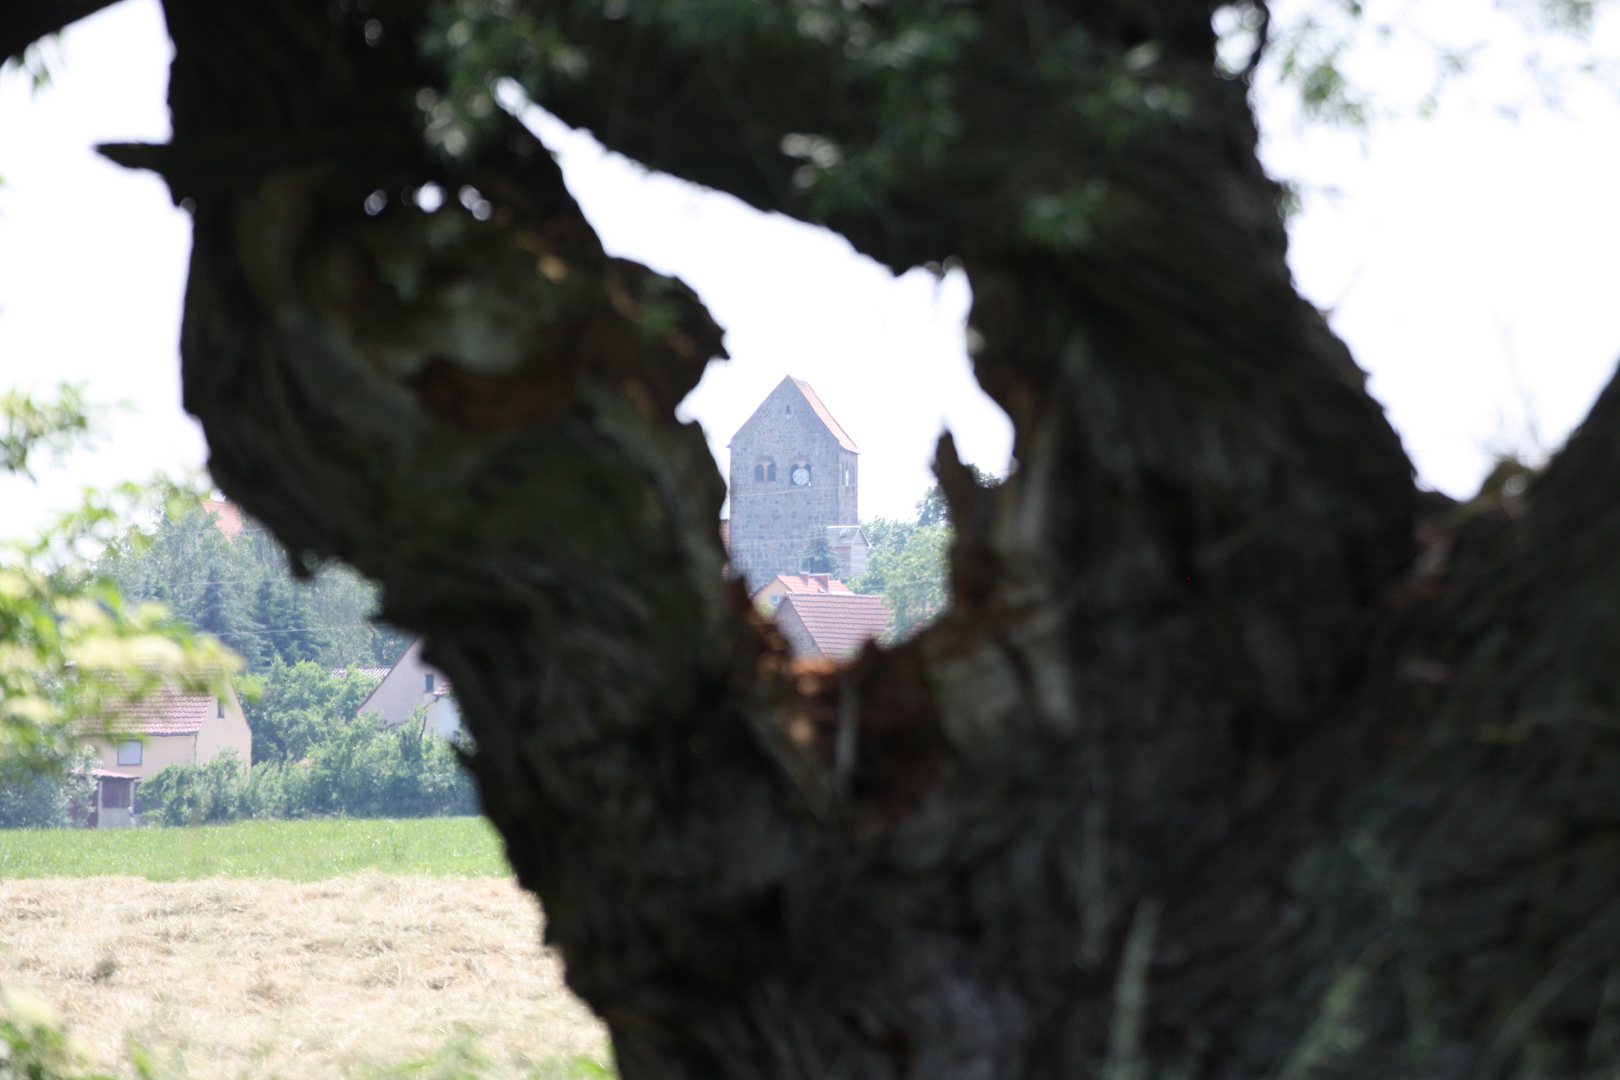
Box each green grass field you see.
[0,816,511,879]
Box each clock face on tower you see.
[791,466,810,487]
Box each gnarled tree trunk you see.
[22,0,1620,1075]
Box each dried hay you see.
[0,874,607,1079]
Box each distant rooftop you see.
[329,667,390,682]
[754,572,853,600]
[201,498,245,540]
[790,377,859,454]
[92,688,220,737]
[776,592,891,659]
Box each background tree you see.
[796,533,839,576]
[0,386,236,812]
[11,2,1620,1079]
[244,659,385,765]
[854,464,996,636]
[102,502,410,672]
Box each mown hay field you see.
[0,822,609,1079]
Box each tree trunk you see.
[74,0,1620,1076]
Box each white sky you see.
[2,0,1618,542]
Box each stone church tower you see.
[727,377,859,590]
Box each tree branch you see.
[108,0,1620,1077]
[0,0,119,63]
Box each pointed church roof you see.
[728,376,861,453]
[789,378,859,453]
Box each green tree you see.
[0,755,94,829]
[17,2,1620,1078]
[103,500,407,672]
[852,465,996,638]
[914,463,998,528]
[796,533,838,575]
[142,714,478,822]
[866,524,951,641]
[195,561,266,668]
[244,658,383,764]
[252,577,333,666]
[137,750,246,826]
[0,387,238,800]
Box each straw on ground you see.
[0,874,607,1080]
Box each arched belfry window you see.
[754,464,765,482]
[785,404,792,417]
[767,463,777,482]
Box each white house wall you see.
[358,638,459,735]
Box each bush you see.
[244,658,384,764]
[0,756,96,830]
[138,752,246,826]
[139,715,477,825]
[0,774,71,830]
[0,986,112,1080]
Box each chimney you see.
[812,573,830,591]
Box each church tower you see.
[727,377,859,590]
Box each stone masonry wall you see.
[728,379,859,590]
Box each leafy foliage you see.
[99,503,411,675]
[797,534,838,575]
[244,659,384,764]
[0,987,112,1080]
[134,751,247,826]
[0,384,93,478]
[0,388,239,785]
[1256,0,1618,133]
[850,466,999,640]
[139,712,478,824]
[849,522,950,641]
[0,753,94,829]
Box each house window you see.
[754,464,765,481]
[117,740,142,766]
[425,673,436,693]
[785,404,792,416]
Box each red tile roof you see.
[100,689,217,736]
[201,499,245,540]
[791,378,859,454]
[777,593,891,659]
[755,573,852,599]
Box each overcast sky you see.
[2,0,1618,542]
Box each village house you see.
[81,685,251,828]
[752,571,853,613]
[355,638,460,737]
[773,592,893,660]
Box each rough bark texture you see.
[74,0,1620,1077]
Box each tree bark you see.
[0,0,119,63]
[89,0,1620,1077]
